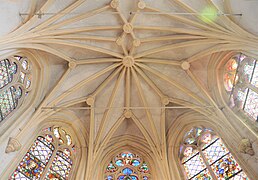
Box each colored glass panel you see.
[211,153,244,180]
[139,162,149,173]
[11,127,75,180]
[122,168,133,175]
[0,56,32,122]
[244,89,258,120]
[225,54,258,122]
[46,151,73,179]
[224,59,238,92]
[106,162,117,173]
[182,148,199,163]
[251,63,258,88]
[202,138,229,164]
[16,152,45,179]
[132,160,140,167]
[236,89,248,109]
[105,175,114,180]
[183,153,206,179]
[231,171,249,180]
[0,59,17,88]
[30,136,54,165]
[10,171,30,180]
[0,87,19,121]
[105,152,150,180]
[243,62,255,83]
[131,176,138,180]
[192,168,212,180]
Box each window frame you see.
[9,125,79,180]
[179,127,249,180]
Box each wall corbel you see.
[238,138,255,156]
[5,137,21,153]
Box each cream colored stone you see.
[123,23,133,33]
[5,137,21,153]
[123,56,135,67]
[138,1,146,9]
[181,61,190,70]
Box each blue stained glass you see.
[118,176,125,180]
[122,168,133,175]
[131,175,138,180]
[106,175,113,180]
[132,160,140,167]
[105,152,150,179]
[116,160,123,167]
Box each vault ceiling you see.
[1,0,258,156]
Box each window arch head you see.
[0,55,32,122]
[223,53,258,121]
[105,151,151,180]
[179,127,249,180]
[10,126,77,179]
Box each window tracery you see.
[105,152,151,180]
[0,56,32,122]
[10,126,76,180]
[179,127,249,180]
[224,53,258,121]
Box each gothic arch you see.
[0,49,48,140]
[167,110,258,180]
[208,51,258,136]
[94,135,158,180]
[1,110,88,180]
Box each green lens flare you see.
[200,6,218,23]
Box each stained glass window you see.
[104,152,151,180]
[180,127,249,180]
[224,53,258,121]
[0,56,32,122]
[10,126,76,180]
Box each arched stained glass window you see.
[224,53,258,121]
[10,126,76,180]
[0,56,32,122]
[179,127,249,180]
[105,152,151,180]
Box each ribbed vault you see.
[0,0,258,179]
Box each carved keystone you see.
[69,61,76,69]
[138,1,146,9]
[86,96,95,106]
[133,39,141,47]
[162,96,169,105]
[123,23,133,33]
[110,0,119,9]
[124,110,132,118]
[181,61,190,70]
[123,56,135,67]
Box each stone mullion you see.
[40,141,58,179]
[198,147,217,180]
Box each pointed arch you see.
[98,135,157,180]
[208,51,258,136]
[0,49,47,139]
[10,125,76,179]
[179,126,248,179]
[1,110,88,180]
[167,111,258,180]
